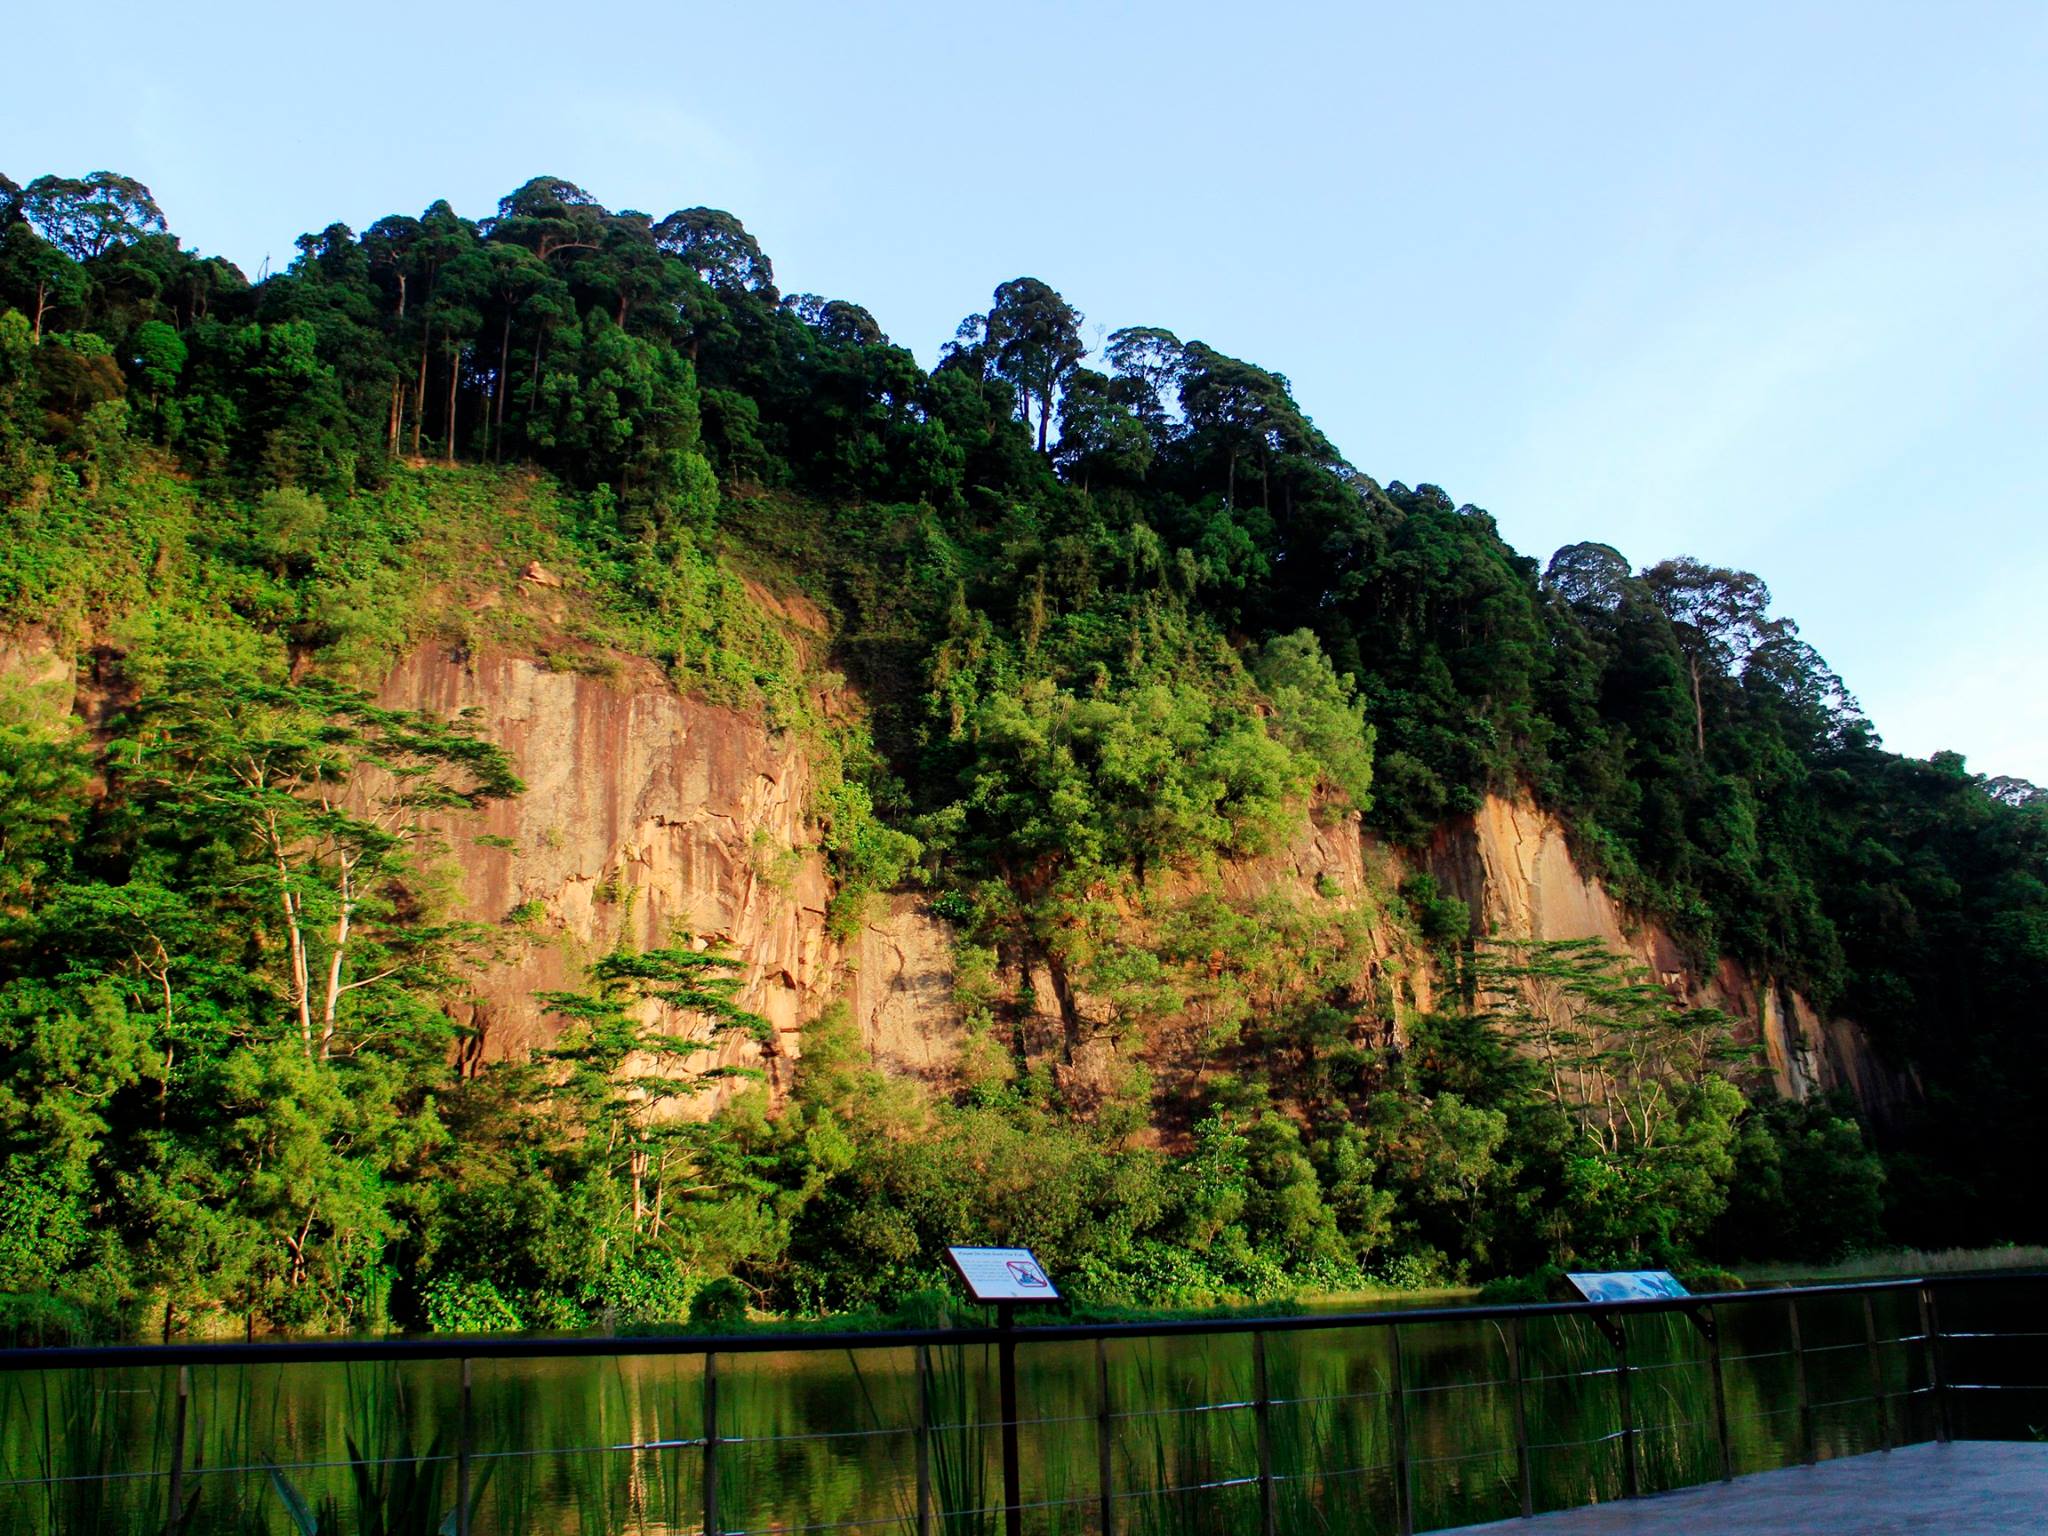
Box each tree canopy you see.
[0,168,2039,1336]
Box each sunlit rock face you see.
[1,623,1898,1124]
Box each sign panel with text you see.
[946,1246,1060,1304]
[1566,1270,1690,1303]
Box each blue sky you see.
[8,2,2045,777]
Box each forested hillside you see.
[0,170,2041,1338]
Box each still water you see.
[3,1280,2037,1535]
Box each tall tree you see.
[19,172,167,261]
[983,276,1086,454]
[653,208,775,296]
[1641,557,1784,753]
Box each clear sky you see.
[8,2,2045,777]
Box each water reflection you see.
[2,1280,2038,1535]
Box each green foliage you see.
[1250,628,1375,813]
[688,1275,750,1326]
[1711,1095,1886,1263]
[0,164,2032,1339]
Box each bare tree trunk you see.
[494,313,511,462]
[386,376,401,457]
[319,852,355,1062]
[445,344,460,464]
[266,810,314,1057]
[1689,657,1706,754]
[412,333,429,457]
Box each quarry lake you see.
[8,1277,2039,1536]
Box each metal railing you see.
[1,1270,2042,1535]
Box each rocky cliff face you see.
[378,645,956,1103]
[1423,794,1914,1116]
[380,646,837,1089]
[2,629,1908,1123]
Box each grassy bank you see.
[1736,1244,2048,1286]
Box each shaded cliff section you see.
[1423,796,1917,1121]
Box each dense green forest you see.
[0,170,2041,1339]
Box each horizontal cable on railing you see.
[1526,1429,1627,1452]
[1802,1340,1883,1357]
[713,1421,918,1447]
[1948,1382,2048,1391]
[2,1446,466,1492]
[1270,1460,1394,1485]
[1269,1385,1392,1407]
[1941,1330,2048,1340]
[1111,1472,1261,1501]
[470,1439,690,1465]
[1723,1348,1797,1365]
[1109,1397,1256,1420]
[1627,1416,1711,1435]
[1525,1365,1621,1385]
[0,1466,170,1490]
[1626,1357,1709,1376]
[921,1411,1094,1435]
[1406,1375,1510,1395]
[1412,1443,1511,1467]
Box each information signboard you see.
[946,1246,1059,1304]
[1566,1270,1690,1303]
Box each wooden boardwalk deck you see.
[1448,1441,2048,1534]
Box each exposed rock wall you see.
[377,644,963,1105]
[378,647,837,1095]
[848,892,962,1085]
[0,628,1908,1124]
[1423,793,1912,1117]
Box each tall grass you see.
[1737,1245,2048,1286]
[0,1368,159,1536]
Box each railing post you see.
[1389,1324,1414,1536]
[915,1344,934,1536]
[1787,1298,1814,1466]
[1705,1306,1732,1483]
[1606,1315,1638,1500]
[1095,1338,1115,1536]
[456,1357,473,1536]
[998,1303,1022,1536]
[1507,1317,1532,1519]
[166,1364,191,1532]
[1253,1332,1277,1536]
[703,1351,720,1536]
[1918,1285,1951,1444]
[1862,1294,1890,1453]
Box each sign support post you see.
[998,1300,1021,1536]
[943,1246,1060,1536]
